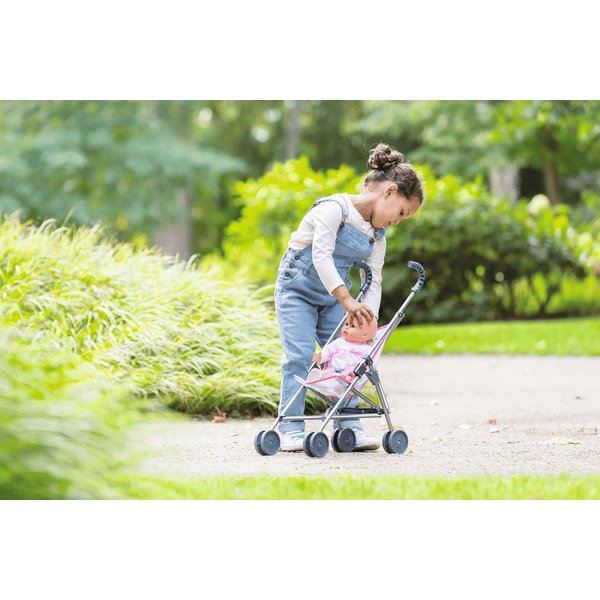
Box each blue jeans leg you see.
[275,288,319,434]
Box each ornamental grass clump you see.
[0,214,286,416]
[0,328,132,499]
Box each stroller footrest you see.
[339,407,382,415]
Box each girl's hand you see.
[331,285,374,328]
[313,351,322,363]
[342,298,374,329]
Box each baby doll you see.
[295,317,379,396]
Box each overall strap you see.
[309,195,348,223]
[374,227,386,240]
[310,194,386,239]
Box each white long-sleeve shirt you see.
[287,193,385,318]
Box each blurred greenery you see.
[380,168,596,323]
[110,473,600,500]
[351,100,600,204]
[2,100,599,315]
[0,100,246,254]
[1,100,599,260]
[0,327,134,499]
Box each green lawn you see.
[114,472,600,500]
[385,316,600,356]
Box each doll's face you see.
[342,317,378,343]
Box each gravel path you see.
[127,354,600,479]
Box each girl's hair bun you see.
[367,143,405,171]
[363,142,425,206]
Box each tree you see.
[0,101,246,258]
[491,100,600,204]
[285,100,302,160]
[349,100,496,177]
[351,100,600,205]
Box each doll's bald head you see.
[341,317,378,343]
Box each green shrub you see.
[382,169,589,323]
[0,215,293,416]
[546,275,600,316]
[214,156,363,284]
[211,159,595,324]
[0,328,131,499]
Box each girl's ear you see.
[385,183,398,196]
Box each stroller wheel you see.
[386,429,409,455]
[336,428,356,452]
[304,432,329,458]
[382,431,392,454]
[331,429,342,452]
[255,431,267,455]
[255,430,280,456]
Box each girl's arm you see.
[308,200,377,327]
[360,236,385,319]
[310,202,346,294]
[331,285,374,328]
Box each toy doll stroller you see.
[254,260,425,458]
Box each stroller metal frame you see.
[255,261,425,458]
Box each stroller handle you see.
[353,261,372,294]
[407,261,425,292]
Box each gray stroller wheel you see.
[304,432,329,458]
[331,429,342,452]
[382,430,392,454]
[255,430,280,455]
[255,431,267,455]
[337,428,356,452]
[388,429,409,454]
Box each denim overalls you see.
[274,194,385,434]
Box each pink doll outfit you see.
[295,326,387,397]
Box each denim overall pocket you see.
[275,248,310,294]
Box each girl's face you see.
[371,183,419,229]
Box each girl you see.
[274,143,425,451]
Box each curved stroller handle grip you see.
[407,261,425,293]
[353,261,373,294]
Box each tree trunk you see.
[150,101,194,261]
[544,160,560,205]
[489,164,519,204]
[152,188,192,261]
[542,126,561,204]
[285,100,301,160]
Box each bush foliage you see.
[212,159,599,324]
[381,168,590,323]
[0,215,288,416]
[0,328,131,499]
[216,156,363,284]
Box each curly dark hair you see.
[364,143,425,206]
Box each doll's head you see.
[341,317,378,344]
